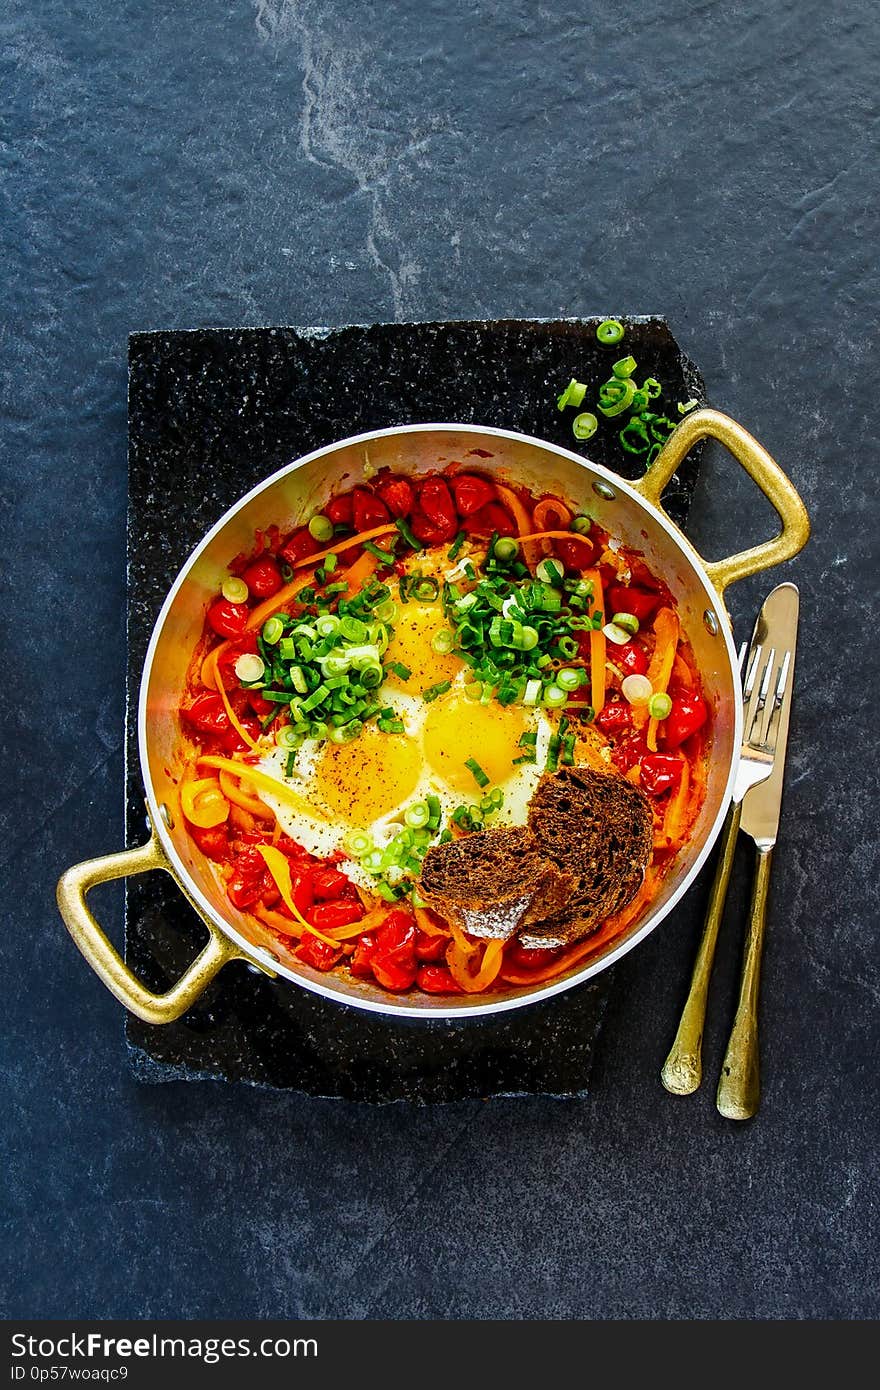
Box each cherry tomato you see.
[326,494,354,527]
[245,689,273,718]
[414,928,447,962]
[608,585,661,623]
[611,730,649,773]
[350,933,378,978]
[554,535,595,571]
[506,941,562,971]
[181,691,230,737]
[462,501,518,538]
[377,476,415,518]
[615,641,649,676]
[281,528,320,566]
[662,693,708,749]
[595,701,633,737]
[206,599,250,640]
[371,909,417,992]
[416,965,463,994]
[242,555,282,599]
[189,823,230,861]
[310,900,364,930]
[409,507,457,545]
[352,487,391,533]
[310,867,354,901]
[451,474,496,516]
[640,753,684,797]
[419,477,457,531]
[297,931,343,972]
[227,847,272,909]
[274,834,312,861]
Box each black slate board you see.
[125,316,705,1100]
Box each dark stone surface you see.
[125,317,704,1098]
[2,0,878,1320]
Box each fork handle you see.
[717,845,773,1119]
[661,801,742,1094]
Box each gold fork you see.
[661,587,796,1098]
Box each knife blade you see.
[739,582,800,846]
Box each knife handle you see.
[716,845,773,1119]
[661,801,742,1095]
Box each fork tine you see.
[737,641,748,674]
[743,643,761,697]
[757,648,786,747]
[758,649,791,754]
[743,644,768,744]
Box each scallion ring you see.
[570,515,592,535]
[612,355,637,379]
[222,576,248,603]
[602,622,631,646]
[308,514,333,542]
[234,653,265,683]
[596,319,624,345]
[556,669,582,692]
[612,612,639,636]
[493,536,519,563]
[262,616,285,645]
[431,629,454,655]
[621,674,653,705]
[572,411,598,441]
[556,378,588,411]
[648,692,672,720]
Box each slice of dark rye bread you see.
[418,826,575,940]
[418,767,653,949]
[518,766,654,949]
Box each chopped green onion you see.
[678,398,699,414]
[324,553,338,574]
[389,661,411,681]
[493,536,519,563]
[561,733,576,766]
[431,629,454,655]
[523,678,542,707]
[543,684,567,708]
[423,679,452,703]
[570,515,592,535]
[275,725,301,750]
[222,576,248,603]
[536,558,564,585]
[284,750,297,777]
[643,377,662,399]
[622,674,653,705]
[596,319,624,345]
[465,757,490,789]
[405,802,430,829]
[315,614,340,637]
[602,622,631,645]
[645,443,662,468]
[378,717,406,734]
[339,615,367,643]
[363,540,396,564]
[290,665,308,694]
[557,378,588,411]
[572,411,598,441]
[374,599,398,624]
[395,516,423,550]
[308,514,333,542]
[612,355,637,379]
[619,416,650,454]
[262,616,285,645]
[598,378,636,417]
[556,668,582,692]
[447,530,466,560]
[234,653,265,684]
[322,654,351,677]
[612,612,639,636]
[545,733,561,772]
[346,830,374,856]
[412,577,439,602]
[307,720,328,740]
[648,692,672,720]
[329,719,363,744]
[301,683,328,713]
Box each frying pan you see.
[57,409,809,1021]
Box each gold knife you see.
[716,582,800,1119]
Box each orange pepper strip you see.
[494,484,542,572]
[645,607,680,751]
[532,499,573,531]
[414,904,452,938]
[659,759,692,849]
[446,937,505,992]
[180,777,229,828]
[288,524,397,572]
[198,755,327,820]
[252,903,305,941]
[582,567,606,715]
[203,647,260,751]
[446,915,479,957]
[218,768,274,820]
[254,845,342,948]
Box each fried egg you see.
[254,550,559,889]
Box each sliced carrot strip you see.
[494,484,542,572]
[289,524,397,571]
[582,568,606,715]
[414,904,452,938]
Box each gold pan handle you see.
[56,826,244,1024]
[630,408,810,598]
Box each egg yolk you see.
[422,692,528,795]
[384,604,462,691]
[314,724,421,825]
